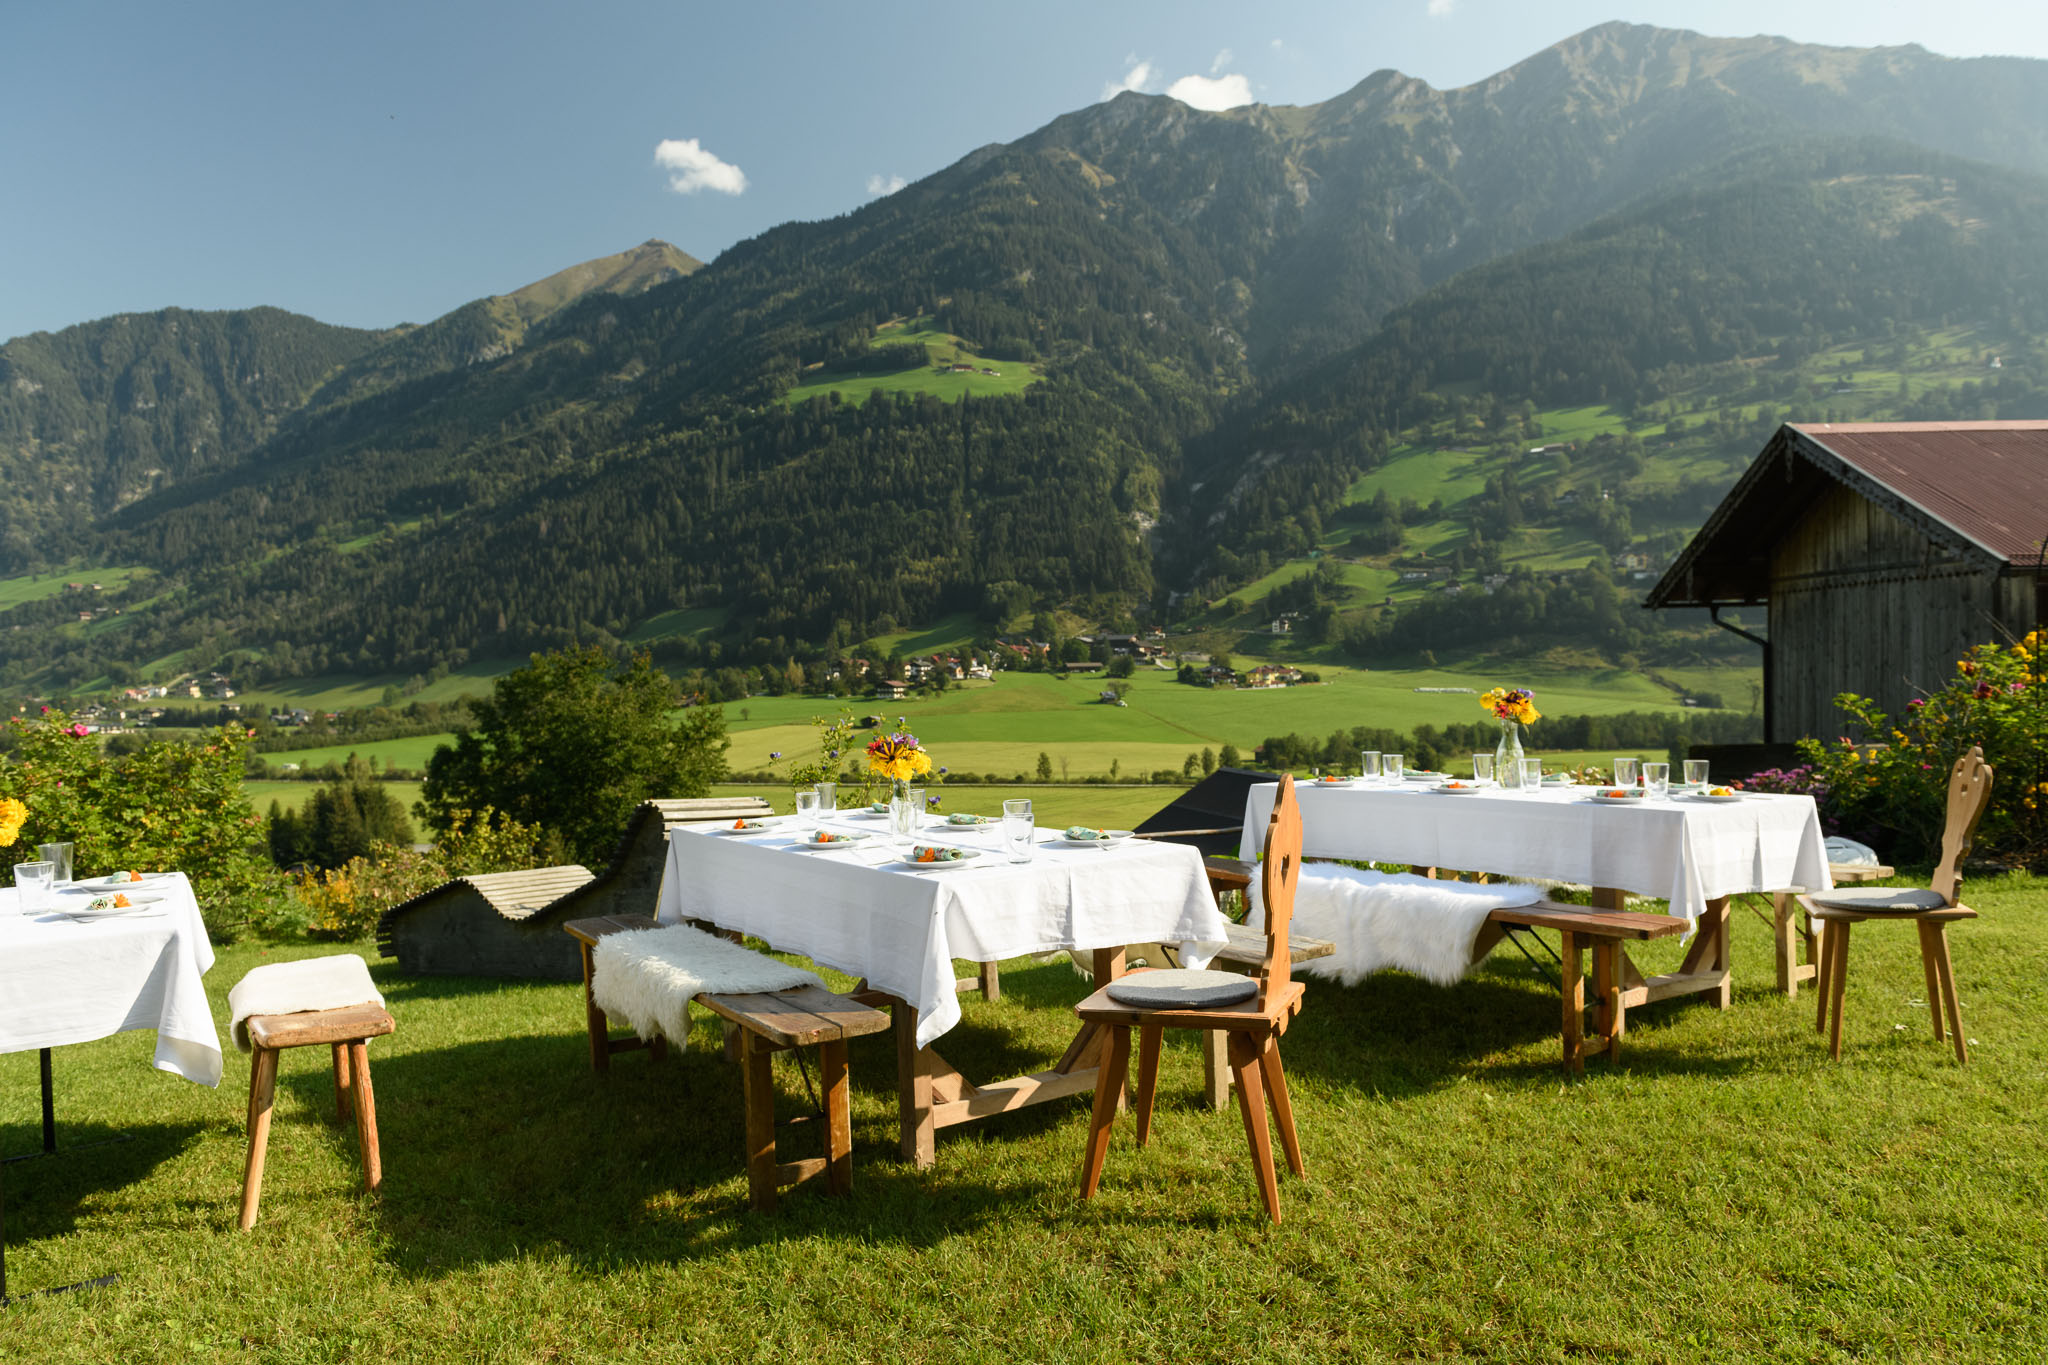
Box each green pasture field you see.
[716,667,1743,776]
[782,318,1041,408]
[255,735,453,773]
[0,564,150,610]
[3,870,2042,1361]
[243,779,425,818]
[229,661,522,712]
[625,605,732,644]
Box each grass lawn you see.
[244,779,424,818]
[3,871,2041,1361]
[255,735,453,774]
[0,565,150,610]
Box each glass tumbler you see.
[1683,760,1709,788]
[1472,754,1494,783]
[1614,757,1640,787]
[1359,751,1382,781]
[795,790,822,828]
[13,860,55,912]
[1383,753,1405,782]
[814,781,838,812]
[1520,758,1543,789]
[37,842,73,884]
[1002,798,1035,863]
[1643,762,1671,799]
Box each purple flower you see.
[926,795,940,807]
[938,766,948,775]
[829,749,839,759]
[769,751,782,760]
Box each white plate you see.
[943,814,997,826]
[1431,783,1488,794]
[62,893,166,919]
[709,822,775,835]
[1688,792,1747,804]
[76,872,175,889]
[790,832,871,849]
[902,847,981,869]
[1404,771,1448,781]
[1586,791,1649,803]
[1059,829,1134,845]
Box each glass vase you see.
[1494,720,1526,790]
[888,778,918,840]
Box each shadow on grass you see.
[1,1119,206,1247]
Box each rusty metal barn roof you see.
[1648,421,2048,609]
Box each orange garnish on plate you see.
[918,848,937,862]
[128,870,144,882]
[113,893,132,908]
[733,819,746,829]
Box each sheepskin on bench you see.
[591,923,824,1047]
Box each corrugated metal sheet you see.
[1794,421,2048,564]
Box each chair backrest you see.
[1255,775,1304,1005]
[1931,746,1994,905]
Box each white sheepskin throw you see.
[1251,865,1543,987]
[228,954,385,1053]
[592,924,824,1045]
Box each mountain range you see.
[3,22,2047,691]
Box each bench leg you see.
[349,1040,382,1193]
[1825,920,1852,1062]
[978,960,1001,1002]
[1201,1030,1231,1111]
[1592,941,1622,1064]
[742,1031,778,1212]
[1560,930,1584,1075]
[240,1047,279,1231]
[581,942,610,1073]
[821,1039,853,1197]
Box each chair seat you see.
[1104,969,1257,1010]
[245,1003,396,1051]
[1809,886,1950,914]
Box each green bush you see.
[298,807,543,941]
[1802,630,2047,868]
[0,708,275,933]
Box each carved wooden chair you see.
[1800,746,1993,1064]
[1074,774,1307,1222]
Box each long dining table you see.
[1,872,221,1302]
[1238,777,1834,1013]
[655,812,1229,1167]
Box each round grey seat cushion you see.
[1809,886,1949,914]
[1104,969,1259,1009]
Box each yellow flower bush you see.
[0,797,24,848]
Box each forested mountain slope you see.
[8,23,2048,690]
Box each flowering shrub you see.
[0,708,275,929]
[1800,632,2046,867]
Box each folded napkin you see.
[227,954,385,1052]
[592,924,823,1046]
[1251,865,1542,987]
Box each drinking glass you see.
[1614,757,1640,786]
[1383,753,1405,782]
[1683,760,1709,789]
[37,842,73,884]
[1472,753,1494,783]
[1520,758,1543,789]
[1643,762,1671,799]
[814,781,838,811]
[1002,798,1035,863]
[795,790,822,828]
[1359,751,1382,782]
[14,860,54,912]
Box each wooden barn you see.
[1648,421,2048,743]
[377,796,772,978]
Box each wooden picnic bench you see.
[1474,901,1691,1073]
[562,914,890,1211]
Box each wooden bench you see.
[563,915,890,1211]
[1475,902,1689,1073]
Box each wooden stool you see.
[240,1002,396,1230]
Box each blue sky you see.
[5,0,2046,342]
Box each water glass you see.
[1359,751,1382,781]
[1472,753,1494,783]
[795,789,822,827]
[1644,762,1671,799]
[814,781,838,811]
[37,841,73,884]
[1614,757,1640,787]
[14,860,54,912]
[1683,760,1709,788]
[1520,758,1543,789]
[1002,797,1035,863]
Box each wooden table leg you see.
[1773,892,1799,998]
[1200,1030,1231,1111]
[1560,930,1584,1075]
[1826,920,1852,1062]
[892,998,935,1168]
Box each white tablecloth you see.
[656,815,1229,1049]
[1238,782,1833,928]
[0,873,222,1088]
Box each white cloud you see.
[1426,0,1455,16]
[867,173,907,196]
[1101,58,1155,100]
[653,138,748,196]
[1166,72,1254,111]
[1210,48,1234,73]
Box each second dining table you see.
[1239,776,1834,1014]
[656,811,1230,1166]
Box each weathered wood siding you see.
[384,889,585,980]
[1770,485,2030,739]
